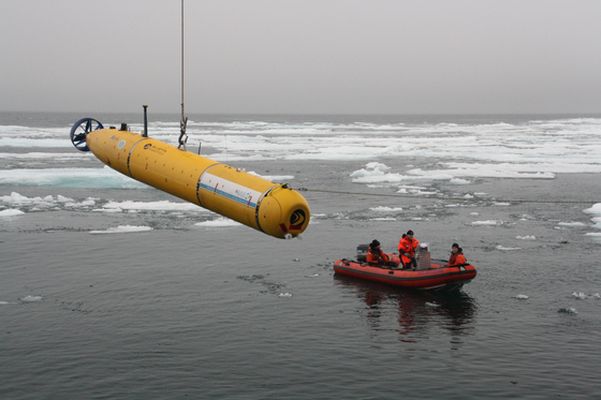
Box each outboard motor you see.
[356,244,369,263]
[416,243,432,270]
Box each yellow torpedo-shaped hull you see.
[85,127,310,239]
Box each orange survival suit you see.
[367,245,390,265]
[448,250,467,267]
[398,235,419,268]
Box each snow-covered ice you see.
[89,225,153,234]
[194,218,242,227]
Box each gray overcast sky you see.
[1,0,600,114]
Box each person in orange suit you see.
[398,230,419,269]
[366,240,390,265]
[448,243,467,267]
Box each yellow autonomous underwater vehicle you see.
[69,117,310,239]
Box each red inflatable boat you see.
[333,259,477,290]
[333,245,477,290]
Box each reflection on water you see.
[334,275,478,345]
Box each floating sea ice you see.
[0,192,42,205]
[19,295,43,303]
[247,171,295,181]
[585,232,601,237]
[103,200,201,212]
[571,291,587,300]
[514,294,529,300]
[557,221,587,227]
[65,198,96,208]
[0,301,12,305]
[0,192,99,211]
[350,162,396,183]
[0,208,24,217]
[558,307,578,315]
[369,206,403,212]
[56,195,74,203]
[0,167,146,189]
[371,217,396,221]
[493,202,511,206]
[516,235,536,240]
[449,178,470,185]
[425,302,440,307]
[469,212,480,216]
[593,293,600,299]
[194,218,241,227]
[583,203,601,216]
[463,194,474,199]
[583,204,601,234]
[278,292,293,298]
[89,225,153,234]
[471,220,502,226]
[496,245,521,251]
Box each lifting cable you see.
[296,187,598,205]
[177,0,189,150]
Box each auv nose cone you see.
[258,186,310,238]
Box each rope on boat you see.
[296,187,597,205]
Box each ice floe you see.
[583,203,601,216]
[0,208,24,217]
[396,186,439,196]
[557,307,578,315]
[194,217,242,227]
[19,295,43,303]
[0,167,146,189]
[0,152,91,160]
[496,245,521,251]
[569,292,601,300]
[514,294,529,300]
[369,206,403,212]
[516,235,536,240]
[102,200,202,212]
[558,221,587,227]
[89,225,153,234]
[449,178,470,184]
[471,220,502,226]
[0,192,99,211]
[248,171,295,181]
[583,203,601,234]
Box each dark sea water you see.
[1,112,600,399]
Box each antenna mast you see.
[177,0,188,150]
